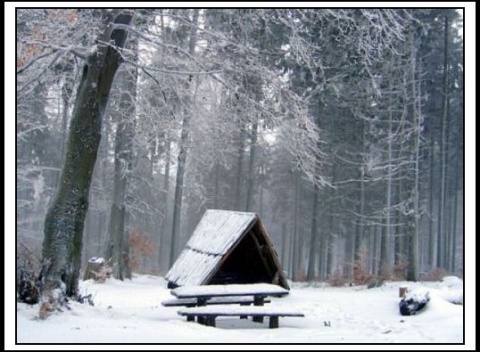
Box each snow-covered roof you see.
[166,210,258,287]
[185,210,257,255]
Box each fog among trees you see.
[15,8,465,301]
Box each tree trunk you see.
[437,15,449,270]
[235,124,246,210]
[428,135,435,268]
[169,10,199,268]
[169,121,189,267]
[158,134,171,271]
[406,26,420,281]
[245,122,258,212]
[105,39,138,280]
[214,161,220,208]
[306,183,319,281]
[395,115,408,268]
[281,222,287,266]
[450,120,461,273]
[354,167,366,262]
[291,170,300,280]
[380,73,395,276]
[41,10,133,299]
[325,185,335,278]
[443,97,451,269]
[450,102,464,273]
[59,77,73,168]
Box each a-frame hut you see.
[166,209,289,290]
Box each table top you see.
[171,283,289,299]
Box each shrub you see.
[392,259,409,281]
[327,268,347,287]
[422,267,448,281]
[352,248,374,285]
[295,271,307,283]
[128,230,155,273]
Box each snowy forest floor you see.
[16,275,465,346]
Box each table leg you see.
[269,316,279,329]
[253,295,265,306]
[253,316,264,323]
[205,316,216,327]
[240,302,249,318]
[253,295,265,323]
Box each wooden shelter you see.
[166,209,289,290]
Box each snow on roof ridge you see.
[205,209,258,216]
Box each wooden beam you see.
[249,229,275,279]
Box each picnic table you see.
[162,295,272,308]
[177,305,304,328]
[170,283,289,306]
[169,283,303,327]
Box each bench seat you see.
[162,296,271,307]
[178,305,305,328]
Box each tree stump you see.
[83,257,111,282]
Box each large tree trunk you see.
[41,10,133,299]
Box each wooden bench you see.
[170,283,290,324]
[162,296,272,308]
[177,305,305,329]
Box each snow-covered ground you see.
[15,275,466,348]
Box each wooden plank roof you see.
[166,209,258,287]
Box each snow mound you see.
[88,257,105,264]
[437,276,463,304]
[439,276,463,289]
